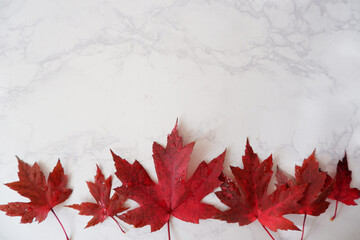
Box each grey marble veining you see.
[0,0,360,239]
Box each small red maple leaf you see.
[327,153,360,220]
[0,157,72,240]
[215,139,306,240]
[68,165,128,232]
[276,151,333,240]
[112,122,225,240]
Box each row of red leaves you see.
[0,123,359,240]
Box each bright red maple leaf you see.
[68,165,128,231]
[112,122,225,240]
[215,139,305,240]
[0,157,72,240]
[327,153,360,220]
[276,151,333,240]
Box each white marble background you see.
[1,0,360,239]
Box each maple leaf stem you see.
[261,224,275,240]
[111,216,125,233]
[330,200,339,221]
[301,213,307,240]
[51,208,70,240]
[167,220,171,240]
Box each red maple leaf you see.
[327,153,360,220]
[276,151,333,240]
[215,139,305,240]
[68,165,128,232]
[0,157,72,240]
[112,122,225,240]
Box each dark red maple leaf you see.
[112,122,225,240]
[276,151,333,240]
[327,153,360,220]
[0,157,72,240]
[68,165,128,232]
[215,139,306,240]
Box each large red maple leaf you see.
[0,157,72,240]
[112,122,225,240]
[276,151,333,240]
[215,139,305,240]
[68,165,128,231]
[327,153,360,220]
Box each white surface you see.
[1,0,360,240]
